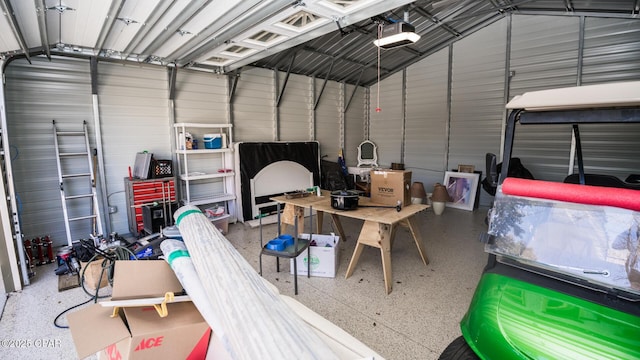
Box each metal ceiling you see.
[0,0,638,86]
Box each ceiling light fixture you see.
[373,10,420,49]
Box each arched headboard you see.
[250,161,313,219]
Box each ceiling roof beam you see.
[122,0,177,58]
[0,0,31,63]
[309,29,374,78]
[449,0,533,21]
[220,0,418,73]
[172,1,293,66]
[276,51,297,107]
[94,0,126,54]
[302,45,393,74]
[229,68,242,104]
[164,0,274,61]
[564,0,574,12]
[141,0,214,58]
[412,5,461,37]
[168,66,177,100]
[487,0,501,10]
[514,9,640,19]
[344,67,365,112]
[34,0,50,59]
[314,58,334,110]
[502,0,518,12]
[271,44,304,70]
[362,14,507,87]
[399,44,422,56]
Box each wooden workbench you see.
[271,192,430,294]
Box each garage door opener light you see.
[373,10,420,50]
[373,22,420,49]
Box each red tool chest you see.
[124,177,176,236]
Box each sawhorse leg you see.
[280,204,304,236]
[345,221,394,294]
[404,215,429,265]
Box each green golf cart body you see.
[441,81,640,360]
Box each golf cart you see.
[440,81,640,359]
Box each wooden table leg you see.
[281,204,304,236]
[316,210,324,233]
[330,214,347,242]
[345,220,394,294]
[406,215,429,265]
[378,223,393,294]
[345,242,365,278]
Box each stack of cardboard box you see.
[68,261,211,360]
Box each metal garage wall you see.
[509,15,580,182]
[174,69,228,123]
[96,62,170,237]
[405,47,450,190]
[343,84,366,167]
[5,56,93,248]
[575,18,640,180]
[369,72,403,168]
[315,80,342,160]
[449,20,507,206]
[582,18,640,84]
[172,69,229,203]
[233,67,275,141]
[278,73,313,141]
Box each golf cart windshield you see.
[486,81,640,299]
[486,180,640,298]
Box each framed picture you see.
[444,171,480,211]
[457,164,475,173]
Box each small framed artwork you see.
[444,171,480,211]
[457,164,475,173]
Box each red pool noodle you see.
[501,178,640,212]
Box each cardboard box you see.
[80,260,110,291]
[68,260,211,360]
[290,233,340,278]
[370,169,412,206]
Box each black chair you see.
[258,204,312,295]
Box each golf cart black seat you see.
[564,173,640,190]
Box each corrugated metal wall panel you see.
[344,84,366,167]
[509,15,580,182]
[5,56,93,247]
[173,70,231,203]
[509,15,580,93]
[369,72,403,168]
[6,57,171,244]
[278,73,313,141]
[174,69,229,123]
[233,67,275,142]
[97,62,170,236]
[582,18,640,84]
[315,81,342,159]
[576,123,640,180]
[575,18,640,179]
[405,47,450,190]
[450,20,507,206]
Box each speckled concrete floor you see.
[0,206,488,359]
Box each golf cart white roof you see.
[506,81,640,111]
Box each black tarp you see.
[238,142,320,221]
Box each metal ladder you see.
[53,120,103,246]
